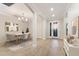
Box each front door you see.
[53,29,58,38]
[52,21,59,38]
[53,29,58,37]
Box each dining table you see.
[6,32,28,44]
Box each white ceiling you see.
[28,3,72,20]
[0,3,72,20]
[0,3,33,18]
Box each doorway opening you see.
[50,21,59,39]
[53,29,58,37]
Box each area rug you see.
[8,41,32,51]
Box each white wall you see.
[42,18,46,39]
[59,19,64,39]
[0,3,34,43]
[64,3,79,38]
[46,20,50,38]
[46,4,79,39]
[37,15,43,38]
[0,14,29,42]
[37,14,46,39]
[28,3,47,40]
[46,20,64,39]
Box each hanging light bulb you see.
[17,13,28,22]
[21,16,24,20]
[25,18,28,22]
[18,17,21,20]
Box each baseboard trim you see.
[37,37,63,40]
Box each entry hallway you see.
[0,39,65,56]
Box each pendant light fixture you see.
[17,13,28,22]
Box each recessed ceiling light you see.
[52,14,55,17]
[51,8,54,11]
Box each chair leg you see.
[16,39,18,44]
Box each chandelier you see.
[17,13,28,22]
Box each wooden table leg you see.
[15,35,19,44]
